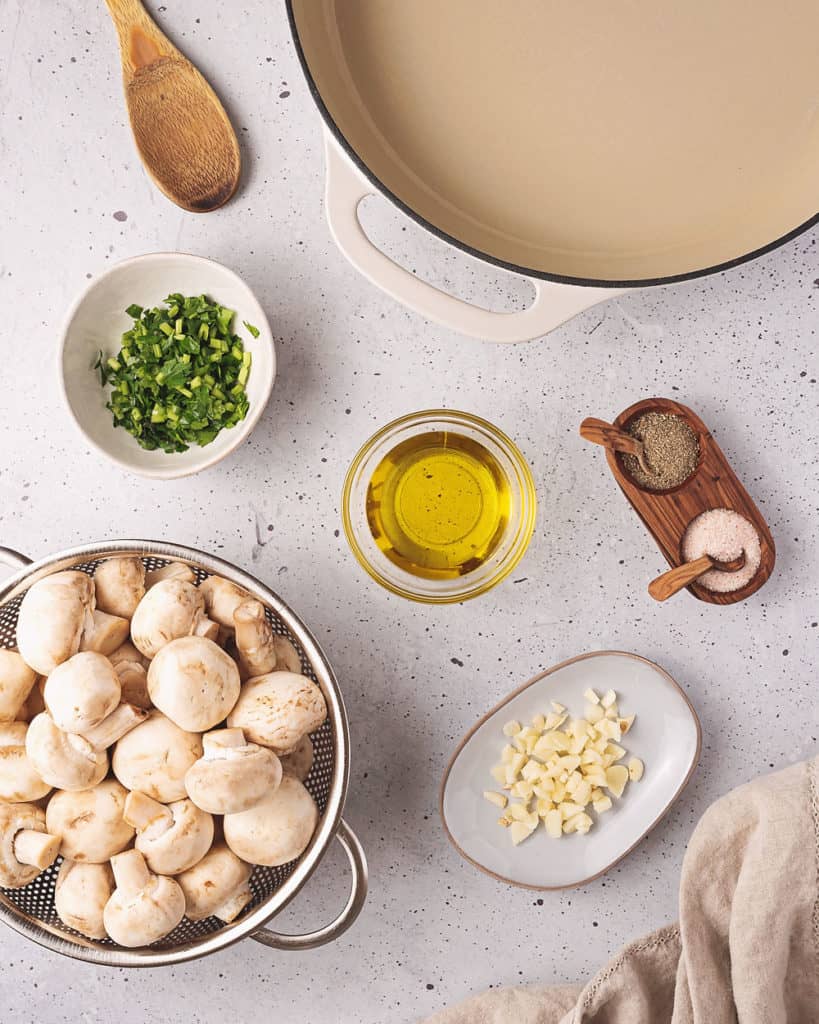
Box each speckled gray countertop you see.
[1,2,817,1022]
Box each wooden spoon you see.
[579,417,651,475]
[648,552,746,602]
[104,0,241,212]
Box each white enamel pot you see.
[288,1,819,343]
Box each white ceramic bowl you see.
[59,253,275,479]
[440,651,701,889]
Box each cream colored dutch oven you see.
[288,0,819,342]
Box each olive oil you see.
[365,431,512,579]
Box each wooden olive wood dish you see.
[597,398,775,605]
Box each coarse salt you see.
[681,509,761,592]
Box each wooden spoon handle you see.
[580,418,646,463]
[104,0,180,75]
[648,556,714,602]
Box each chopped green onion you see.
[93,294,254,453]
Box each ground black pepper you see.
[622,411,699,490]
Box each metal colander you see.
[0,540,366,967]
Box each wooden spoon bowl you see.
[105,0,241,212]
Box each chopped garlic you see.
[605,764,629,798]
[488,688,642,845]
[483,790,507,808]
[628,757,644,782]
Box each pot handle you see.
[0,548,32,571]
[324,134,624,343]
[251,819,367,951]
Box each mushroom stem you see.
[81,703,148,751]
[123,791,173,837]
[193,617,219,643]
[13,829,60,870]
[202,728,246,755]
[233,600,277,677]
[214,881,253,923]
[110,848,152,896]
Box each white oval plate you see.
[440,651,701,890]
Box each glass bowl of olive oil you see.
[342,410,536,603]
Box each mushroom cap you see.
[0,801,53,887]
[54,859,114,940]
[185,730,282,814]
[46,780,134,862]
[44,652,121,734]
[133,798,214,875]
[199,576,250,628]
[130,579,208,659]
[112,712,203,802]
[223,775,319,867]
[0,722,51,802]
[227,672,327,754]
[147,637,241,733]
[176,843,252,921]
[92,557,146,619]
[25,712,108,791]
[272,636,301,675]
[279,734,314,783]
[104,850,185,947]
[0,651,38,723]
[16,571,95,675]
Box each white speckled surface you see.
[1,2,818,1022]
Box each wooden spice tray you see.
[600,398,775,605]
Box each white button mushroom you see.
[223,775,319,867]
[130,579,218,658]
[54,859,114,940]
[0,801,61,887]
[79,610,131,656]
[18,678,46,723]
[147,637,240,733]
[103,849,185,947]
[232,600,301,679]
[199,576,250,629]
[184,728,282,814]
[108,642,151,710]
[46,780,134,862]
[92,557,146,619]
[79,702,148,750]
[123,791,214,875]
[26,713,109,791]
[279,734,314,782]
[44,652,121,735]
[0,722,51,802]
[112,712,203,802]
[144,561,195,588]
[227,671,327,754]
[176,843,253,923]
[16,571,95,675]
[0,651,38,722]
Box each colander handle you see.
[251,819,367,951]
[0,548,32,571]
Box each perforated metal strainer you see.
[0,540,366,967]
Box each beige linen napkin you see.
[426,757,819,1024]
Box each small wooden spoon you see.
[648,552,746,602]
[104,0,241,212]
[579,417,651,475]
